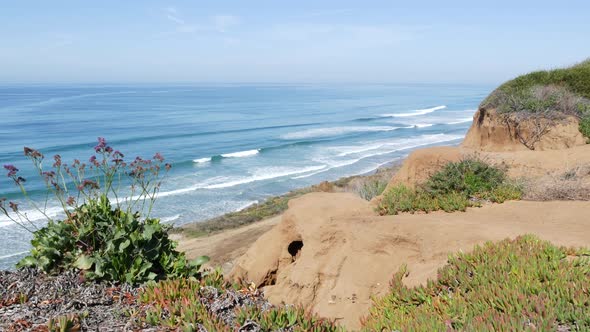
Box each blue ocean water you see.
[0,83,491,269]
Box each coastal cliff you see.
[229,60,590,330]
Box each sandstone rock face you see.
[230,192,590,330]
[461,108,586,151]
[230,193,387,329]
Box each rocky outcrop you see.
[461,108,586,151]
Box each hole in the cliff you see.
[288,240,304,262]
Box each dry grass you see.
[523,165,590,201]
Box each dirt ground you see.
[230,194,590,329]
[175,215,281,274]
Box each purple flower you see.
[23,147,43,158]
[66,196,76,206]
[53,155,62,167]
[3,165,19,177]
[78,179,99,191]
[9,201,18,213]
[89,155,100,167]
[154,153,164,162]
[94,137,107,152]
[42,171,56,181]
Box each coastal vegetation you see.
[1,138,208,284]
[481,59,590,141]
[136,274,341,331]
[0,139,342,330]
[362,235,590,331]
[378,158,522,215]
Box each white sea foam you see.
[155,165,326,197]
[380,105,446,118]
[335,134,456,157]
[293,134,463,179]
[204,165,326,189]
[221,149,260,158]
[414,123,434,128]
[161,214,181,223]
[234,200,259,212]
[446,117,473,125]
[281,126,400,140]
[0,251,30,260]
[193,149,260,163]
[193,157,211,163]
[0,206,65,227]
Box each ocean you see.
[0,83,491,269]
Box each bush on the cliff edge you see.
[481,59,590,140]
[1,138,208,284]
[482,58,590,109]
[361,235,590,331]
[378,158,521,215]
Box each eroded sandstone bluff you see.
[229,108,590,330]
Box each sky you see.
[1,0,589,84]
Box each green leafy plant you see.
[357,179,388,201]
[378,185,473,215]
[424,158,507,197]
[2,138,209,283]
[361,235,590,331]
[378,158,521,215]
[18,195,208,283]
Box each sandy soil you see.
[176,215,281,274]
[230,193,590,330]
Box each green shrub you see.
[425,158,506,197]
[482,59,590,109]
[18,194,208,283]
[378,158,521,215]
[436,191,472,212]
[356,179,388,201]
[362,235,590,331]
[2,138,209,284]
[480,183,523,203]
[378,185,472,215]
[481,59,590,140]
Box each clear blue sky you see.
[1,0,589,84]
